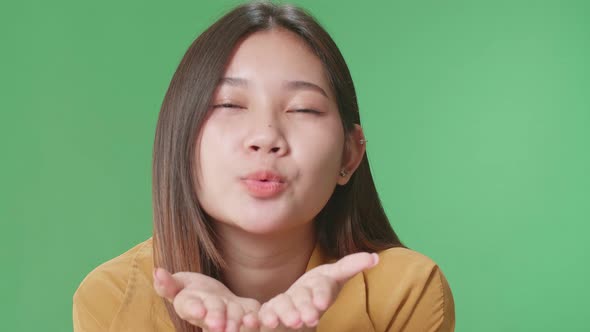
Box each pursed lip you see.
[241,170,287,183]
[240,170,288,198]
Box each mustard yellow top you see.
[73,238,455,331]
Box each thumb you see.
[324,252,379,284]
[153,267,183,302]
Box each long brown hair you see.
[152,2,404,331]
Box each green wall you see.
[2,0,589,330]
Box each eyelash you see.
[292,109,322,115]
[212,103,243,109]
[211,103,321,115]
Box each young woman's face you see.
[195,28,348,235]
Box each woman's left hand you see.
[257,252,379,331]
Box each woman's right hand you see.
[153,267,262,332]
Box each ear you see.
[337,124,366,186]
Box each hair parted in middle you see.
[152,2,404,331]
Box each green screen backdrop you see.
[2,0,589,331]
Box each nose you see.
[244,122,289,156]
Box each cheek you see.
[193,123,239,221]
[194,120,241,201]
[198,120,241,168]
[292,120,345,180]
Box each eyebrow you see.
[285,80,328,98]
[218,77,249,87]
[218,77,328,98]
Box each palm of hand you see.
[154,270,261,331]
[154,252,379,332]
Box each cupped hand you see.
[257,252,380,331]
[153,267,262,332]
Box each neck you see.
[215,222,317,303]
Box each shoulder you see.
[364,247,455,332]
[370,246,440,281]
[72,238,154,331]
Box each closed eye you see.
[291,109,322,115]
[212,103,244,109]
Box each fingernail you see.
[153,268,161,282]
[372,253,380,266]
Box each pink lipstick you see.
[241,170,287,198]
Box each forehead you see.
[221,28,331,94]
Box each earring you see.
[339,169,348,177]
[360,138,367,145]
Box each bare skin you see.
[216,219,317,305]
[153,27,369,332]
[154,251,379,331]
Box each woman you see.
[73,2,455,331]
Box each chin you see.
[223,213,303,235]
[235,219,292,235]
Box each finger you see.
[153,267,183,302]
[310,280,339,312]
[203,296,226,332]
[225,300,245,332]
[172,291,207,323]
[258,302,279,328]
[238,322,259,332]
[240,298,261,329]
[240,298,262,313]
[241,312,259,330]
[324,252,379,283]
[268,294,302,329]
[290,287,319,327]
